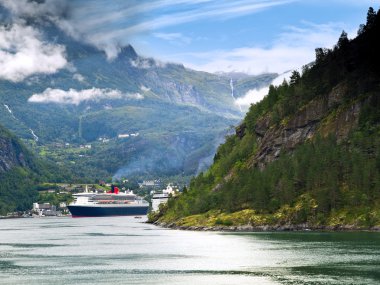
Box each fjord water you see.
[0,217,379,285]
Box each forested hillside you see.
[151,8,380,229]
[0,124,69,215]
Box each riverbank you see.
[154,221,380,232]
[0,212,71,219]
[0,216,25,219]
[149,208,380,232]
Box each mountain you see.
[0,124,46,215]
[150,8,380,229]
[0,17,277,180]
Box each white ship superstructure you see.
[68,186,149,217]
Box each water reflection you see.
[0,217,379,285]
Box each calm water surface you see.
[0,217,379,285]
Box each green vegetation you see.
[0,125,40,214]
[151,8,380,229]
[0,125,72,215]
[38,191,73,207]
[156,130,380,228]
[0,22,276,181]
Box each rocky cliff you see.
[0,124,44,215]
[250,82,366,170]
[0,125,29,173]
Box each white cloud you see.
[130,58,152,69]
[179,21,353,75]
[184,46,310,75]
[0,23,67,82]
[66,63,77,73]
[130,92,144,100]
[91,0,294,49]
[50,0,294,59]
[153,32,191,45]
[235,88,268,107]
[130,57,166,69]
[140,85,151,92]
[28,88,143,105]
[0,0,68,20]
[73,73,85,82]
[0,0,368,63]
[236,71,292,106]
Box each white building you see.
[32,203,57,216]
[141,180,155,187]
[151,185,177,211]
[118,134,130,138]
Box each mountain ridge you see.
[150,8,380,230]
[0,13,277,179]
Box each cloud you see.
[0,0,68,81]
[0,0,297,60]
[235,88,269,107]
[0,23,67,82]
[0,0,68,20]
[140,85,151,92]
[130,93,144,100]
[88,0,294,53]
[0,0,370,64]
[184,46,310,75]
[4,0,291,59]
[236,71,292,106]
[28,88,143,105]
[179,21,353,75]
[153,32,191,45]
[73,73,85,82]
[130,57,166,69]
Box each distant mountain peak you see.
[118,44,138,60]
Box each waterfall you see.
[29,129,39,142]
[4,104,16,119]
[230,79,242,112]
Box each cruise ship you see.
[68,186,149,217]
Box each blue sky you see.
[65,0,378,75]
[0,0,378,78]
[0,0,377,106]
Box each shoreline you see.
[0,215,71,220]
[153,221,380,232]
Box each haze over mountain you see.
[0,1,278,180]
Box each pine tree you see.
[336,30,349,49]
[366,7,376,30]
[290,70,301,85]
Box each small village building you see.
[33,203,58,216]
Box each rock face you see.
[0,125,28,173]
[248,83,365,170]
[164,80,203,106]
[0,124,41,215]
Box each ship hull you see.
[68,205,149,217]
